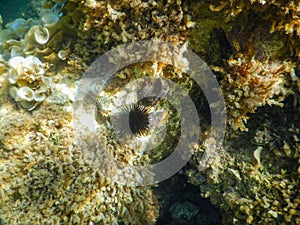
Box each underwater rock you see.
[210,0,300,37]
[185,1,300,224]
[1,0,299,224]
[170,202,199,221]
[49,0,194,63]
[0,103,159,224]
[0,0,193,224]
[187,99,300,225]
[210,0,300,60]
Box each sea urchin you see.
[112,104,151,137]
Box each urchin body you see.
[113,104,151,137]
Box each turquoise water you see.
[0,0,37,25]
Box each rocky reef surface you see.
[0,0,299,224]
[187,1,299,224]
